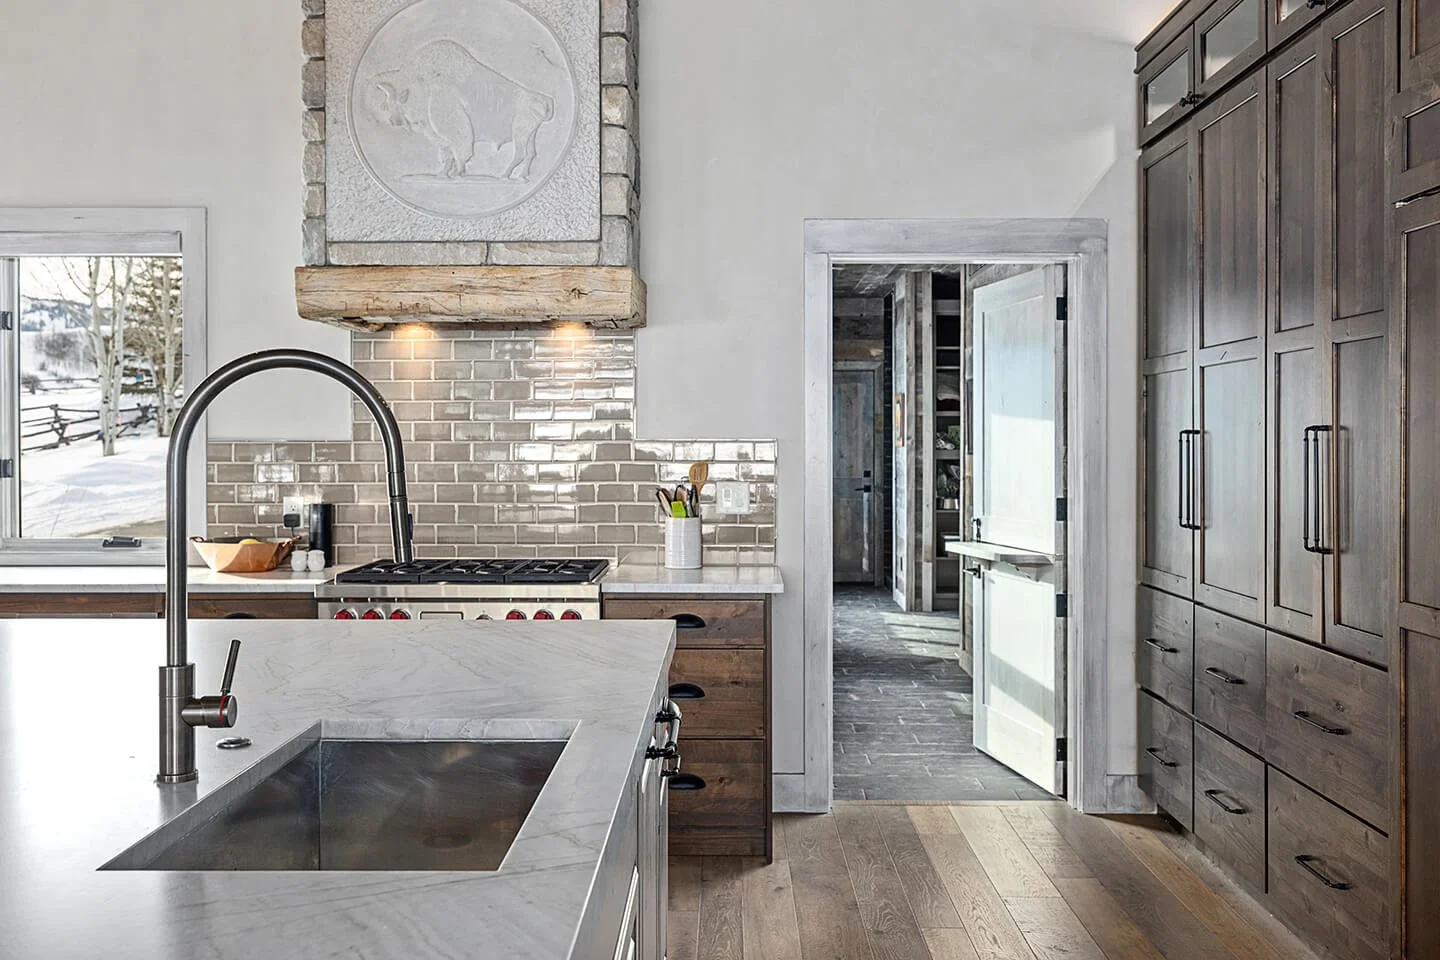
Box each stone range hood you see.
[294,265,646,330]
[296,0,643,329]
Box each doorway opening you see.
[830,263,1066,802]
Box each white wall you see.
[0,0,352,440]
[637,0,1174,783]
[0,0,1176,792]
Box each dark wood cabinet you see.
[1193,724,1267,891]
[1139,690,1195,830]
[1400,0,1440,89]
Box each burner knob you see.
[561,610,583,620]
[506,610,527,620]
[361,609,384,621]
[389,609,411,620]
[333,609,356,620]
[477,613,493,620]
[533,610,554,620]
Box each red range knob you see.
[506,610,527,620]
[561,610,582,620]
[533,610,554,620]
[389,609,411,620]
[361,609,384,621]
[333,609,356,620]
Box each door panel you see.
[1197,354,1265,620]
[1270,346,1322,635]
[1199,83,1266,350]
[1329,6,1387,322]
[1142,365,1195,595]
[1402,0,1440,89]
[973,269,1061,554]
[1272,49,1321,335]
[1401,205,1440,612]
[832,368,880,584]
[1144,141,1195,359]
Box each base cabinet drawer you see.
[1138,588,1195,712]
[1139,690,1194,829]
[1265,632,1390,830]
[669,739,767,856]
[668,649,765,738]
[602,598,767,648]
[1193,608,1266,753]
[1267,769,1389,960]
[1192,725,1265,891]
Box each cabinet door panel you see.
[1199,84,1266,349]
[1392,85,1440,202]
[1402,0,1440,89]
[1406,629,1440,959]
[1329,5,1389,323]
[1269,346,1322,636]
[1398,197,1440,612]
[1142,365,1195,594]
[1272,50,1322,335]
[1197,355,1266,620]
[1144,139,1196,360]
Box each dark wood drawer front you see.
[603,598,766,648]
[1138,588,1194,712]
[1193,608,1266,753]
[1139,690,1194,829]
[1265,632,1390,830]
[669,649,765,739]
[1192,725,1265,891]
[669,739,766,855]
[188,594,317,620]
[1267,769,1389,960]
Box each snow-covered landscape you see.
[14,256,182,539]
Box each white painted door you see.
[970,266,1067,795]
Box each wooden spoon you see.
[688,461,710,491]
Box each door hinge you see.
[1055,497,1068,522]
[0,310,11,331]
[1056,297,1068,323]
[0,459,12,478]
[1056,737,1068,763]
[1056,594,1069,618]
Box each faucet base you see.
[158,663,196,785]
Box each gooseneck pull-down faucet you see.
[159,350,413,784]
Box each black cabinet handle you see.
[1295,854,1352,890]
[1203,666,1245,685]
[1178,93,1203,107]
[1202,788,1246,815]
[669,682,706,700]
[1179,430,1202,530]
[1303,426,1334,555]
[667,773,707,790]
[670,613,707,630]
[1144,746,1178,768]
[1144,638,1179,654]
[1293,710,1346,735]
[222,612,258,620]
[1306,0,1328,9]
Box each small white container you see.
[290,551,308,572]
[306,549,327,572]
[664,517,702,570]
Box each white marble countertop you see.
[0,564,351,594]
[0,617,675,959]
[600,563,784,595]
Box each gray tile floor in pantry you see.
[832,586,1053,801]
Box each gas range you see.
[315,558,608,622]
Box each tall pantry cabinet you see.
[1136,1,1410,958]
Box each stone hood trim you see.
[294,264,646,330]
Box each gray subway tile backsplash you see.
[207,328,777,566]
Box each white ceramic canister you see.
[664,517,702,570]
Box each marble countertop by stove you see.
[0,617,675,959]
[599,563,784,595]
[0,564,351,594]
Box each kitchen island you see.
[0,617,676,960]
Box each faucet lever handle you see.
[220,639,240,696]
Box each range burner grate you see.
[334,557,610,586]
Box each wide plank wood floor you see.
[669,802,1320,960]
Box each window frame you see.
[0,207,207,565]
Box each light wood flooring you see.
[668,803,1320,960]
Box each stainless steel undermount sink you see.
[103,733,568,872]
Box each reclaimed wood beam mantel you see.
[294,265,647,330]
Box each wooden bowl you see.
[191,537,296,574]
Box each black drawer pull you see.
[1293,710,1346,736]
[1202,788,1246,815]
[667,773,707,790]
[1203,666,1244,685]
[1144,746,1178,768]
[669,682,707,700]
[1295,854,1352,890]
[670,613,707,630]
[1144,638,1179,654]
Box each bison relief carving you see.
[349,0,578,220]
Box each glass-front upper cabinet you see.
[1195,0,1266,95]
[1139,33,1197,145]
[1272,0,1339,49]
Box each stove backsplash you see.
[206,326,777,567]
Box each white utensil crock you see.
[664,517,702,570]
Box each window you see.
[0,209,206,563]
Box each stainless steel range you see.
[315,558,608,622]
